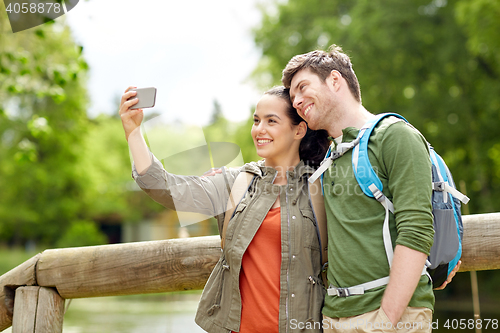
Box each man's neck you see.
[327,104,372,138]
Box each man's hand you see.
[381,245,428,326]
[434,260,461,290]
[201,167,224,178]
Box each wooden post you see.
[35,287,65,333]
[0,254,40,332]
[12,286,65,333]
[12,287,38,333]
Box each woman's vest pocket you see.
[202,256,230,318]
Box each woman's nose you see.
[257,123,266,133]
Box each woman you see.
[120,85,330,332]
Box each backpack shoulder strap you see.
[309,177,329,286]
[309,178,328,267]
[351,113,407,272]
[352,112,408,197]
[221,171,254,249]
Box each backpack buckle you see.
[433,181,445,191]
[336,288,350,297]
[330,151,342,160]
[328,286,351,297]
[368,184,384,202]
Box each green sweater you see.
[322,117,435,319]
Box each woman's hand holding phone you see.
[119,86,144,141]
[119,86,152,174]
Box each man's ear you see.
[296,121,307,140]
[329,70,343,91]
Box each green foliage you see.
[0,16,91,245]
[204,100,260,166]
[55,220,107,248]
[253,0,500,214]
[231,107,260,164]
[0,13,163,248]
[204,99,232,143]
[455,0,500,73]
[79,114,162,223]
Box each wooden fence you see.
[1,212,500,332]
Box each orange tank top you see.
[238,207,281,333]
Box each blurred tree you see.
[209,99,225,126]
[80,114,163,225]
[55,220,108,248]
[232,107,260,164]
[456,0,500,74]
[204,99,259,165]
[204,99,230,143]
[0,15,164,247]
[253,0,500,214]
[0,15,93,245]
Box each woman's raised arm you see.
[119,86,151,174]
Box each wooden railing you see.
[1,213,500,332]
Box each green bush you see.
[55,220,108,248]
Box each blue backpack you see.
[311,113,469,295]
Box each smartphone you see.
[129,87,157,109]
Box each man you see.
[282,45,436,332]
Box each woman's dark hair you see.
[264,86,330,168]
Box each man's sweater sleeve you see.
[381,121,435,255]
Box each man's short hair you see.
[282,44,361,103]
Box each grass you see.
[0,247,39,275]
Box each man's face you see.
[289,69,334,131]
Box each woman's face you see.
[251,94,303,165]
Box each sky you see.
[64,0,265,126]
